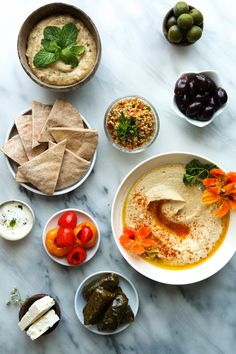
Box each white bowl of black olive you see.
[172,70,228,127]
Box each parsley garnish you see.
[116,113,138,142]
[33,23,85,69]
[183,159,217,186]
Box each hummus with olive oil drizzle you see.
[123,163,229,269]
[26,15,97,85]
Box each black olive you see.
[189,78,197,98]
[175,95,186,114]
[195,74,208,93]
[174,75,189,96]
[195,92,210,104]
[216,87,228,105]
[186,101,203,118]
[199,105,215,121]
[209,95,219,109]
[206,77,216,93]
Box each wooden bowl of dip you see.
[17,3,101,92]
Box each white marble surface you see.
[0,0,236,353]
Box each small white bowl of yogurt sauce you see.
[0,200,35,241]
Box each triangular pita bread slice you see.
[15,115,47,160]
[15,169,28,183]
[49,142,90,190]
[18,140,66,195]
[32,100,51,148]
[39,99,84,142]
[1,134,28,165]
[49,128,98,161]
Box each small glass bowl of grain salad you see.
[104,96,159,153]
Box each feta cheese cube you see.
[18,296,55,330]
[26,309,60,340]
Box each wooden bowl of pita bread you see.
[1,99,98,196]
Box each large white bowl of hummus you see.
[111,152,236,285]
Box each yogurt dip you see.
[0,201,35,240]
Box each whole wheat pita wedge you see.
[39,99,84,142]
[18,140,66,195]
[15,115,47,160]
[49,127,98,161]
[49,142,90,190]
[15,169,28,183]
[1,134,28,165]
[32,100,51,148]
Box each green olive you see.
[167,25,183,43]
[173,2,189,18]
[186,25,202,43]
[166,16,177,30]
[189,8,204,25]
[177,14,193,30]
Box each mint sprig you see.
[33,23,85,69]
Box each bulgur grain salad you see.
[105,97,158,151]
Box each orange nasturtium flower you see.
[202,168,236,217]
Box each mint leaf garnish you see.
[61,48,79,67]
[41,39,60,53]
[69,45,85,56]
[33,49,59,68]
[33,23,85,69]
[57,23,78,49]
[43,26,61,41]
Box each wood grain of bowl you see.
[17,2,101,92]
